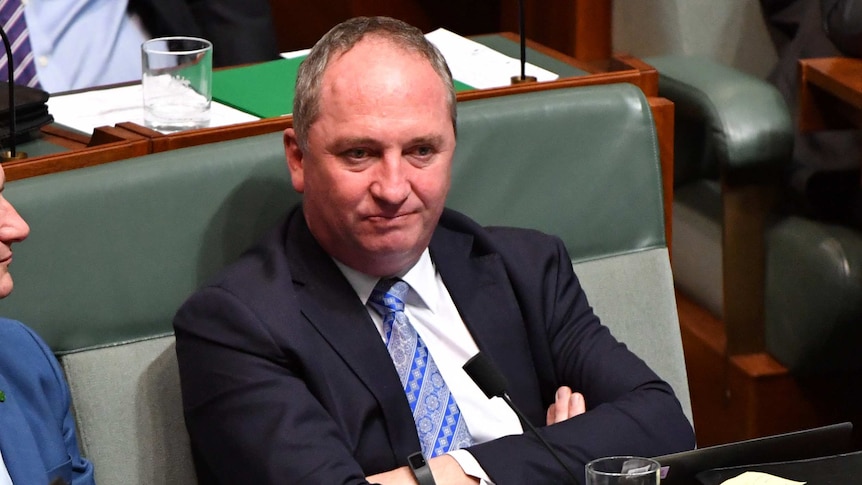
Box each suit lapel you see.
[0,373,48,485]
[284,214,421,460]
[430,222,545,423]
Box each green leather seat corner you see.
[3,133,296,351]
[450,83,666,261]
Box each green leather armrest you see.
[645,55,793,183]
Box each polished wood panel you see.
[268,0,501,54]
[677,290,818,445]
[799,57,862,132]
[269,0,611,61]
[650,97,674,251]
[677,289,862,447]
[4,126,150,181]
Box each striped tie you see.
[369,278,474,458]
[0,0,39,88]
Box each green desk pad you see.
[213,57,471,118]
[212,34,586,119]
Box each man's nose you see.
[371,155,410,203]
[0,201,29,244]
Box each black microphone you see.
[0,23,19,159]
[463,352,579,484]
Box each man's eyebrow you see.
[330,137,380,150]
[407,135,445,146]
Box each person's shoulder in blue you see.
[0,164,94,485]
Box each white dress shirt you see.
[335,249,523,484]
[0,447,13,485]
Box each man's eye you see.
[415,146,433,156]
[344,148,369,159]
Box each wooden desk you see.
[3,124,150,181]
[269,0,612,62]
[799,57,862,133]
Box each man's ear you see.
[284,128,305,193]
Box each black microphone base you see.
[510,75,538,85]
[1,149,27,161]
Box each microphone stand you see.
[463,353,579,483]
[0,23,26,161]
[511,0,537,85]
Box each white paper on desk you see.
[280,29,559,90]
[424,28,558,89]
[47,84,260,135]
[720,471,805,485]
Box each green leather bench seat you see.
[1,83,688,483]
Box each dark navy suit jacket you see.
[174,206,694,484]
[129,0,279,68]
[0,319,94,485]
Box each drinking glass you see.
[141,36,212,131]
[585,456,661,485]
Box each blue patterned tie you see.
[0,0,39,88]
[369,278,474,458]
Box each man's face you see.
[0,166,30,298]
[285,37,455,277]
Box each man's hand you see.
[367,454,479,484]
[546,386,586,425]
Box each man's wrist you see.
[408,452,437,485]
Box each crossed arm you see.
[367,388,587,485]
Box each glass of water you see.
[141,36,212,132]
[585,456,661,485]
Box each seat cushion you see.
[59,335,196,485]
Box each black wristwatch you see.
[407,452,437,485]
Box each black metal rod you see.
[519,0,526,80]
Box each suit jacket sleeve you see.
[40,332,96,485]
[0,320,94,485]
[463,229,695,484]
[130,0,279,67]
[174,285,381,485]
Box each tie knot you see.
[368,278,409,316]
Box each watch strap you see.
[407,452,437,485]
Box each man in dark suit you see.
[173,16,695,484]
[0,163,94,485]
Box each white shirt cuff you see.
[447,449,495,485]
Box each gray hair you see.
[292,16,457,152]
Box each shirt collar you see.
[334,249,439,311]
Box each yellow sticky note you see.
[721,471,805,485]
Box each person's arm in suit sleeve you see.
[466,231,695,485]
[25,325,95,485]
[822,0,862,57]
[174,285,375,484]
